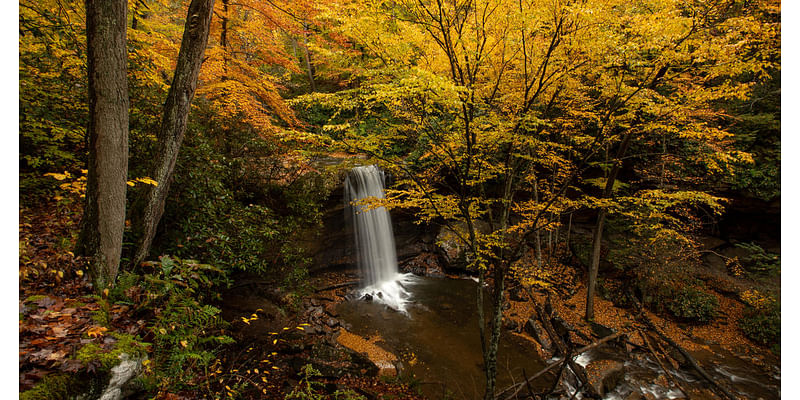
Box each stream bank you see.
[213,174,780,399]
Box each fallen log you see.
[532,296,598,399]
[628,293,738,400]
[497,331,624,400]
[639,330,690,399]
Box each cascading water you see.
[344,165,414,312]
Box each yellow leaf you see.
[180,340,188,348]
[272,339,277,345]
[45,172,69,181]
[159,328,167,335]
[136,177,159,186]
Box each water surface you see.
[337,277,546,399]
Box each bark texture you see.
[75,0,129,290]
[586,132,633,320]
[131,0,215,267]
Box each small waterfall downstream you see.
[344,165,414,312]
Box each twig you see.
[521,368,536,399]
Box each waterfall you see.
[345,165,414,312]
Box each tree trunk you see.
[131,0,215,267]
[533,174,542,268]
[483,163,514,400]
[75,0,129,290]
[220,0,228,79]
[302,21,316,92]
[483,263,506,400]
[585,208,607,320]
[586,131,633,320]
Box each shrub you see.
[151,116,333,286]
[106,256,233,395]
[734,242,780,275]
[740,301,780,346]
[667,287,718,322]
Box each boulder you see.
[524,317,554,354]
[401,252,445,278]
[551,315,574,344]
[98,353,144,400]
[435,221,490,268]
[584,359,625,396]
[589,321,616,339]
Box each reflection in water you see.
[338,277,545,399]
[338,277,781,400]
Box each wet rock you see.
[402,252,445,277]
[309,306,324,319]
[551,315,574,343]
[524,317,553,354]
[324,302,339,317]
[363,293,373,302]
[326,318,340,328]
[589,321,616,338]
[584,359,625,396]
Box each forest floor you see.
[19,198,424,399]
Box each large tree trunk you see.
[586,132,633,320]
[131,0,215,267]
[75,0,129,290]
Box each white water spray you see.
[345,165,414,312]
